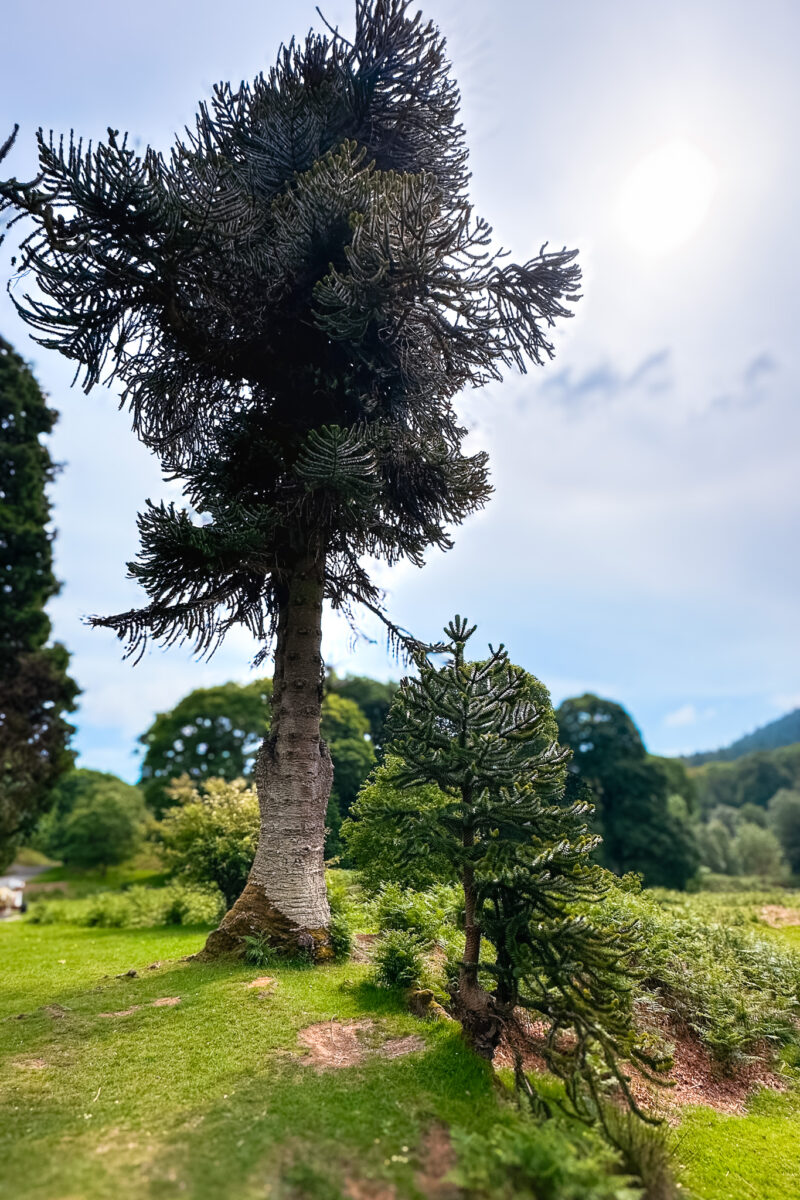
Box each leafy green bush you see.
[153,776,259,904]
[28,883,224,928]
[448,1118,638,1200]
[373,929,426,989]
[732,821,787,880]
[372,881,461,942]
[325,874,354,961]
[341,757,456,892]
[769,788,800,874]
[36,769,147,872]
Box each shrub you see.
[326,874,354,961]
[243,931,287,968]
[596,886,800,1069]
[37,770,147,872]
[373,929,426,990]
[342,756,455,893]
[153,776,259,904]
[448,1118,637,1200]
[732,822,787,880]
[28,883,224,928]
[372,881,461,943]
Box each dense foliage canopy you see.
[556,694,699,889]
[37,768,145,871]
[138,677,375,852]
[0,0,580,664]
[0,335,78,868]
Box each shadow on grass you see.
[148,1029,495,1200]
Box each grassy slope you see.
[677,917,800,1200]
[1,922,497,1200]
[4,911,800,1199]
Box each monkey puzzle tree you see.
[0,1,579,955]
[377,618,667,1118]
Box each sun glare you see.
[616,139,718,256]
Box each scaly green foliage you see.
[343,755,456,890]
[364,616,668,1119]
[448,1118,640,1200]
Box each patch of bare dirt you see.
[343,1125,458,1200]
[630,1017,788,1117]
[42,1004,69,1019]
[98,1006,141,1018]
[151,996,181,1007]
[13,1057,48,1070]
[343,1182,396,1200]
[415,1125,459,1199]
[761,904,800,928]
[297,1019,424,1070]
[378,1034,427,1060]
[350,933,378,964]
[496,1008,788,1117]
[246,976,277,992]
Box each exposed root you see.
[451,978,508,1060]
[201,880,334,962]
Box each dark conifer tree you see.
[0,1,579,953]
[382,618,668,1117]
[0,335,78,869]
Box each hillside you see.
[685,707,800,767]
[691,741,800,814]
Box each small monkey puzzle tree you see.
[380,618,668,1119]
[0,2,579,955]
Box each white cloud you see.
[664,704,698,728]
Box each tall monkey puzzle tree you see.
[0,2,580,955]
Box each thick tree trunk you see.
[204,554,334,960]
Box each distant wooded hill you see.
[684,708,800,767]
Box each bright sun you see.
[616,139,718,256]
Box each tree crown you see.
[0,1,579,662]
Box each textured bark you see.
[453,829,505,1059]
[204,553,334,960]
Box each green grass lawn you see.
[1,921,498,1199]
[3,907,800,1199]
[675,917,800,1200]
[27,857,167,898]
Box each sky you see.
[1,0,798,781]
